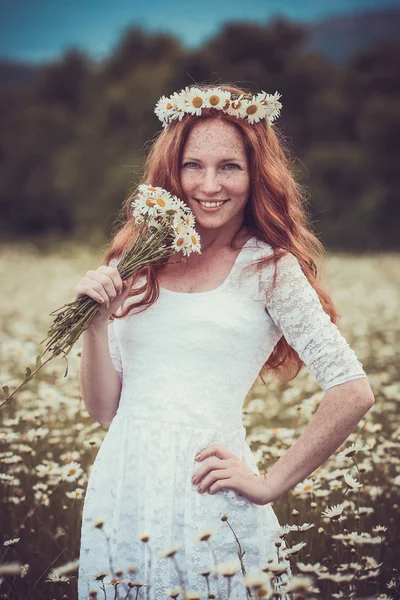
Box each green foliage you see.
[0,23,397,249]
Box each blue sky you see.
[0,0,398,64]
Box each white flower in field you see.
[25,427,49,441]
[0,473,19,485]
[213,559,241,577]
[33,481,48,491]
[363,556,383,570]
[3,538,20,546]
[321,502,345,520]
[34,490,50,506]
[165,586,182,598]
[61,461,83,482]
[83,437,102,448]
[36,462,57,478]
[293,478,319,497]
[66,488,85,500]
[284,575,316,594]
[0,562,22,575]
[329,479,343,490]
[336,442,365,460]
[193,527,215,544]
[282,541,307,557]
[159,542,182,559]
[52,558,80,577]
[297,562,322,574]
[60,450,80,462]
[242,570,270,589]
[319,572,355,583]
[372,525,388,533]
[0,431,19,442]
[261,561,289,575]
[290,522,315,532]
[45,572,70,583]
[344,472,362,489]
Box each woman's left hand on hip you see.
[192,443,269,505]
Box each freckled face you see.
[180,119,251,233]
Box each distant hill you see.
[303,6,400,63]
[0,7,399,90]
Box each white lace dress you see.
[78,236,367,599]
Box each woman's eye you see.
[224,163,239,169]
[183,162,198,168]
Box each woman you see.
[77,83,375,599]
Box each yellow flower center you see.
[209,95,220,106]
[231,101,241,110]
[246,105,258,115]
[304,483,313,492]
[166,103,173,110]
[147,187,157,192]
[192,96,203,108]
[146,199,155,207]
[176,237,184,246]
[223,99,230,110]
[191,235,198,245]
[156,197,166,207]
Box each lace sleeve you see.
[262,251,368,392]
[108,318,123,382]
[107,257,123,382]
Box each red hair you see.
[103,83,339,385]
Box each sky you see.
[0,0,399,64]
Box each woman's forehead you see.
[183,120,246,155]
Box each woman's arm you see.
[259,377,375,503]
[79,321,122,426]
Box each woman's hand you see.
[191,443,270,506]
[74,266,134,328]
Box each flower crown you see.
[154,86,282,128]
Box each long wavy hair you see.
[103,82,339,385]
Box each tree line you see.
[0,18,398,250]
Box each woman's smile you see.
[194,198,230,210]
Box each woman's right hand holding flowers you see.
[74,266,134,328]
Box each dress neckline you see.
[158,235,257,296]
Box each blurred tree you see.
[0,21,398,249]
[35,49,92,114]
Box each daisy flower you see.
[203,88,231,111]
[268,91,283,122]
[176,86,205,116]
[344,472,363,489]
[61,461,83,483]
[159,542,182,559]
[243,96,270,124]
[213,559,242,577]
[225,95,247,119]
[154,94,176,123]
[321,502,346,520]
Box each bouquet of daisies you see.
[1,185,201,408]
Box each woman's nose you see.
[199,169,223,194]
